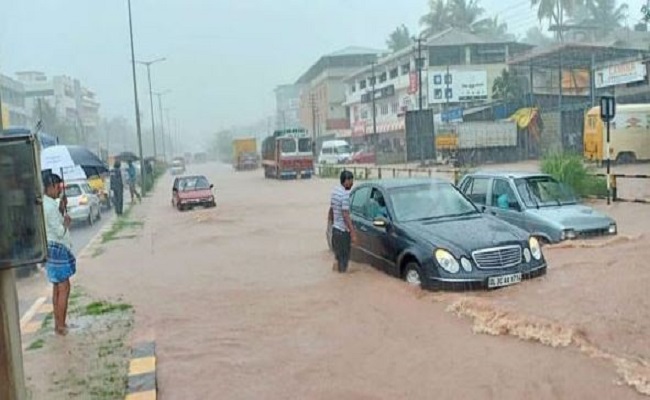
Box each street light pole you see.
[136,57,165,160]
[127,0,146,194]
[153,90,170,162]
[370,61,378,146]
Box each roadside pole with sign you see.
[599,96,616,205]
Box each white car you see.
[318,140,352,164]
[65,181,102,226]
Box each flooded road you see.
[76,162,649,399]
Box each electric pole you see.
[414,35,427,165]
[310,92,318,156]
[370,60,378,146]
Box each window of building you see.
[351,84,356,93]
[369,76,376,86]
[401,63,411,75]
[379,72,387,83]
[359,80,367,89]
[361,109,369,119]
[391,102,399,114]
[389,68,399,79]
[380,104,389,115]
[430,46,465,66]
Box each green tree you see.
[472,16,509,37]
[420,0,451,36]
[447,0,486,29]
[530,0,583,41]
[571,0,628,38]
[492,69,526,103]
[386,25,412,52]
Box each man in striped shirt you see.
[328,170,356,273]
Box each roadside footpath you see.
[20,202,150,399]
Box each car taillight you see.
[79,195,89,205]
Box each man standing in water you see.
[328,170,356,273]
[42,171,75,336]
[126,160,141,204]
[110,160,124,215]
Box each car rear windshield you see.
[179,176,210,191]
[389,183,479,222]
[65,185,83,197]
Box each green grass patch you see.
[101,211,144,244]
[26,339,45,351]
[40,313,53,330]
[541,152,608,198]
[82,301,132,316]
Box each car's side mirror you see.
[373,217,389,228]
[210,184,214,189]
[480,205,487,213]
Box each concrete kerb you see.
[125,342,157,400]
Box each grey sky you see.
[1,0,644,138]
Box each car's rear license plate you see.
[488,272,522,288]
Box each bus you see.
[584,104,650,163]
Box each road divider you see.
[125,341,157,400]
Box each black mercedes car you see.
[327,179,547,290]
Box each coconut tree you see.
[386,25,412,52]
[447,0,486,29]
[531,0,583,41]
[472,16,509,37]
[492,69,526,104]
[420,0,450,37]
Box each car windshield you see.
[65,184,83,197]
[172,161,183,167]
[179,177,211,191]
[515,176,578,207]
[389,183,479,222]
[335,144,351,154]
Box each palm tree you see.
[447,0,486,29]
[530,0,583,41]
[386,25,412,52]
[420,0,451,37]
[585,0,628,33]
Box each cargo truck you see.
[232,138,259,171]
[436,121,518,165]
[261,129,313,179]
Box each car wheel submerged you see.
[403,262,423,288]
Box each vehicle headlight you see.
[561,229,576,240]
[460,257,472,272]
[529,237,542,260]
[523,248,532,263]
[608,224,617,234]
[435,249,460,273]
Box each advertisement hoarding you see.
[428,70,488,104]
[595,62,647,89]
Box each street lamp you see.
[153,90,171,162]
[136,57,166,160]
[127,0,146,193]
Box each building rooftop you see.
[295,47,386,85]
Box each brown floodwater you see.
[74,161,650,399]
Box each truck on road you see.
[261,129,313,179]
[436,121,519,165]
[232,138,259,171]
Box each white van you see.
[318,140,352,164]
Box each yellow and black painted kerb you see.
[20,297,53,343]
[125,341,157,400]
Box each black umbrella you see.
[117,151,139,162]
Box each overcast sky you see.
[1,0,645,139]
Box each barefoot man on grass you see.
[328,170,356,273]
[42,171,76,336]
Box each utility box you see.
[0,133,47,269]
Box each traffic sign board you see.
[600,96,616,122]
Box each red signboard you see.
[408,72,418,94]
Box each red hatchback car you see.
[171,175,216,211]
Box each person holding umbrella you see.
[42,170,75,336]
[110,160,124,215]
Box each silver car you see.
[65,181,102,226]
[458,171,617,244]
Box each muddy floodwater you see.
[76,162,650,399]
